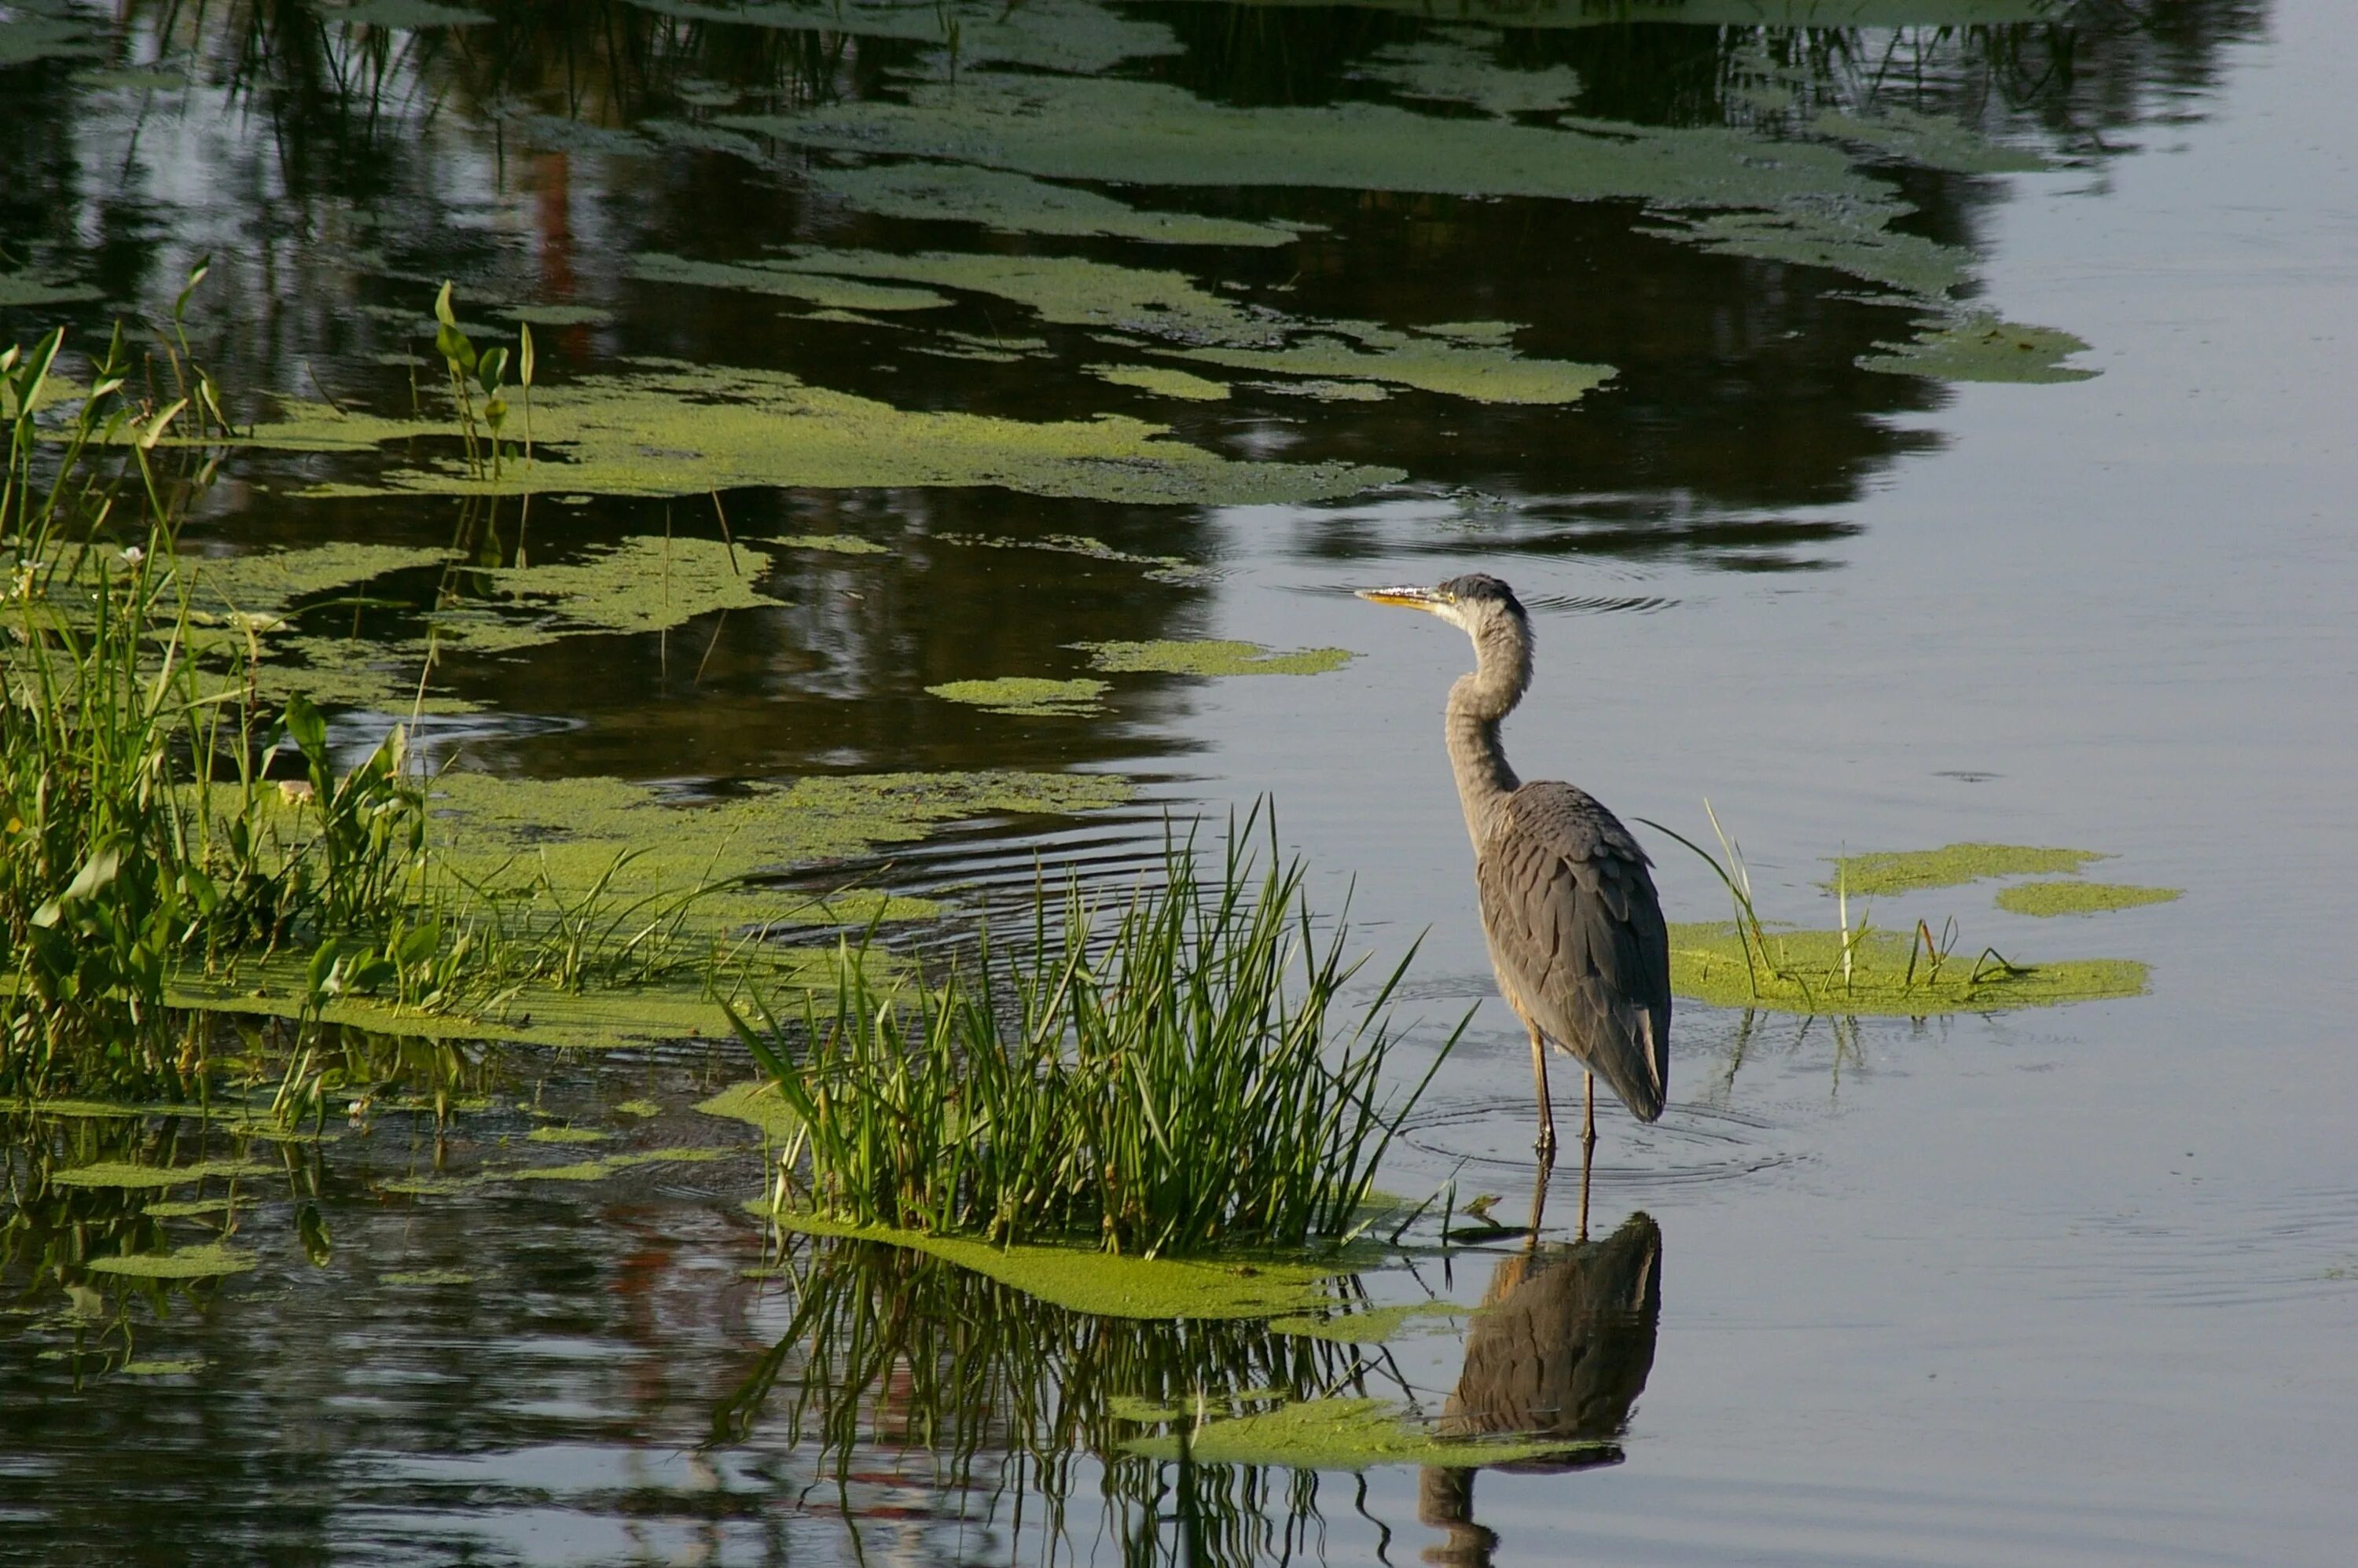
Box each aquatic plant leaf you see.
[1829,843,2105,895]
[237,362,1395,505]
[810,162,1304,248]
[760,1207,1346,1319]
[1123,1395,1600,1470]
[1995,882,2180,917]
[927,676,1107,715]
[53,1159,274,1189]
[1859,314,2099,383]
[1668,921,2147,1015]
[1078,640,1353,677]
[87,1243,256,1278]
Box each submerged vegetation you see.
[735,821,1462,1258]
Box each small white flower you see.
[119,545,146,567]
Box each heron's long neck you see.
[1445,621,1530,847]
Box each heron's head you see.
[1355,573,1530,646]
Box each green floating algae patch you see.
[1124,1397,1596,1471]
[1078,640,1353,678]
[1860,314,2099,384]
[429,535,780,652]
[769,533,890,555]
[143,1198,243,1218]
[634,0,1177,75]
[499,303,614,326]
[244,360,1394,507]
[87,1243,256,1279]
[524,1126,609,1144]
[696,1080,802,1139]
[760,1207,1346,1320]
[1088,364,1231,402]
[928,676,1108,716]
[615,1099,664,1118]
[1831,843,2106,896]
[776,248,1609,405]
[946,531,1203,585]
[504,1147,736,1182]
[1669,921,2147,1015]
[1996,882,2180,918]
[631,252,949,313]
[53,1159,274,1190]
[119,1358,208,1376]
[810,162,1302,248]
[1253,378,1390,402]
[383,1269,476,1287]
[1265,1300,1467,1344]
[1355,36,1584,118]
[1812,106,2050,176]
[0,273,105,309]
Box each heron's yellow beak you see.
[1355,586,1447,612]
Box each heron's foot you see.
[1533,1126,1559,1164]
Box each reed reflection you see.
[1420,1210,1663,1566]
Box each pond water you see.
[6,0,2356,1562]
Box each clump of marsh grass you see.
[729,817,1462,1258]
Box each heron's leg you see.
[1578,1111,1595,1242]
[1582,1071,1597,1152]
[1528,1026,1556,1162]
[1525,1157,1552,1248]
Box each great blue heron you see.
[1357,575,1670,1167]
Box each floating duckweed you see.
[774,248,1609,404]
[143,1198,241,1218]
[1251,378,1390,402]
[927,676,1108,716]
[0,274,105,309]
[630,252,950,313]
[1669,921,2147,1015]
[1996,882,2181,917]
[614,1099,663,1118]
[383,1269,477,1287]
[1078,640,1353,678]
[769,533,890,555]
[1265,1301,1467,1344]
[1124,1396,1596,1470]
[119,1358,208,1375]
[498,303,614,326]
[760,1208,1345,1319]
[810,162,1303,248]
[87,1243,256,1279]
[53,1159,274,1189]
[1813,106,2051,175]
[1087,364,1231,401]
[241,361,1394,506]
[378,1174,483,1195]
[1356,37,1584,117]
[1830,843,2106,895]
[1859,314,2099,384]
[1647,207,1970,299]
[430,535,781,650]
[695,1080,801,1139]
[506,1147,736,1181]
[177,543,450,616]
[946,531,1204,584]
[524,1126,609,1144]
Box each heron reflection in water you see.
[1420,1206,1664,1567]
[1357,575,1671,1189]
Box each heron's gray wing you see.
[1475,782,1671,1122]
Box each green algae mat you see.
[1121,1395,1600,1471]
[758,1206,1353,1320]
[1669,921,2147,1015]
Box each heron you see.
[1357,574,1670,1172]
